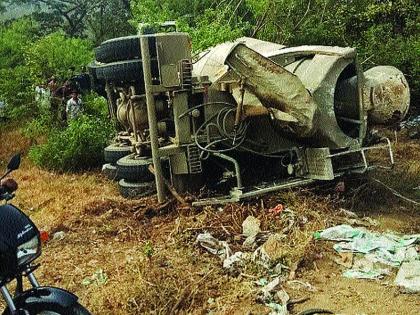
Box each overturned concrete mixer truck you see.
[90,27,410,205]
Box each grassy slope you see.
[0,123,419,314]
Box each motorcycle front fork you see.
[1,271,40,314]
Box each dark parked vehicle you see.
[0,154,90,315]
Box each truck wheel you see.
[104,144,133,164]
[95,36,141,63]
[119,179,156,199]
[95,60,143,82]
[116,153,154,182]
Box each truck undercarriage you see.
[90,27,409,205]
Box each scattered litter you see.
[300,216,308,225]
[196,232,232,260]
[259,276,281,301]
[266,302,288,315]
[338,208,358,218]
[196,232,249,272]
[82,268,108,286]
[316,224,420,288]
[242,215,261,246]
[275,289,290,305]
[273,262,285,275]
[400,115,420,130]
[333,252,353,268]
[223,251,245,270]
[344,217,379,227]
[395,261,420,293]
[286,280,317,292]
[269,204,284,215]
[252,246,272,269]
[408,128,420,139]
[256,278,269,286]
[243,236,257,247]
[314,224,362,241]
[343,257,390,279]
[40,230,50,242]
[52,231,66,241]
[404,246,419,262]
[257,277,289,315]
[343,269,386,280]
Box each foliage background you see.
[0,0,418,171]
[131,0,419,101]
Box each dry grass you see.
[1,123,420,314]
[0,121,32,163]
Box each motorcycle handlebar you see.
[0,192,15,201]
[0,177,18,201]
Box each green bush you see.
[130,0,419,103]
[24,92,109,141]
[25,31,93,84]
[83,92,109,119]
[29,115,113,171]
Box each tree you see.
[85,0,135,44]
[130,0,419,103]
[11,0,134,43]
[130,0,251,51]
[0,18,37,68]
[0,19,39,118]
[25,32,93,83]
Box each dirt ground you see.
[0,125,419,314]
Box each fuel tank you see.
[0,204,39,279]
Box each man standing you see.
[66,91,83,120]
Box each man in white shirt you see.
[66,91,83,120]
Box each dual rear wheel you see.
[103,144,156,199]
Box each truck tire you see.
[95,36,141,63]
[116,153,154,182]
[87,63,98,81]
[95,60,143,82]
[104,144,133,164]
[119,179,156,199]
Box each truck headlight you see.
[17,236,40,266]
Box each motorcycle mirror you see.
[6,153,21,172]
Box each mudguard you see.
[2,286,78,314]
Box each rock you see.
[242,215,261,237]
[52,231,66,241]
[242,235,257,248]
[242,215,261,246]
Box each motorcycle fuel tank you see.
[0,204,40,280]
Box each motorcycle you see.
[0,154,90,315]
